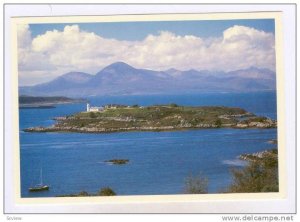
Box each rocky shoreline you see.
[239,148,278,162]
[24,121,276,133]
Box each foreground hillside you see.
[229,148,278,193]
[24,104,276,133]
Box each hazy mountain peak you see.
[19,62,276,97]
[227,66,275,80]
[164,68,183,76]
[101,61,136,72]
[186,68,199,72]
[61,71,92,80]
[165,68,180,73]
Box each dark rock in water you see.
[267,139,277,144]
[104,159,129,165]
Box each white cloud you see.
[17,24,31,48]
[17,24,275,85]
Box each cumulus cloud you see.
[17,24,32,48]
[17,24,275,85]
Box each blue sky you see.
[29,19,275,41]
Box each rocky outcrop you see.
[104,159,129,165]
[239,149,278,161]
[235,118,276,129]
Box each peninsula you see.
[19,95,86,108]
[24,104,276,133]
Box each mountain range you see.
[19,62,276,97]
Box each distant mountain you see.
[19,62,276,97]
[20,72,93,96]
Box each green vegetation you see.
[57,187,116,197]
[215,119,222,128]
[57,191,90,197]
[76,191,89,196]
[169,103,179,107]
[70,105,247,125]
[98,187,116,196]
[228,149,278,193]
[89,112,96,118]
[183,149,278,194]
[105,159,129,165]
[184,173,209,194]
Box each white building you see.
[86,103,104,112]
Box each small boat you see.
[29,168,49,192]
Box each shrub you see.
[184,173,208,194]
[98,187,116,196]
[228,151,278,193]
[78,191,89,196]
[89,112,96,118]
[215,119,222,128]
[170,103,179,107]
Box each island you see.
[19,95,86,108]
[24,104,277,133]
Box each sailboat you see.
[29,168,49,192]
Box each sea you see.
[19,91,277,197]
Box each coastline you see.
[19,100,85,108]
[19,95,87,108]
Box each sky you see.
[17,19,275,86]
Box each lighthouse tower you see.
[86,103,90,112]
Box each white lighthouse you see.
[86,103,104,112]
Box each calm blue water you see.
[19,91,277,197]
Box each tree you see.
[98,187,116,196]
[184,173,208,194]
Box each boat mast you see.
[40,168,43,185]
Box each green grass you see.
[59,105,248,130]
